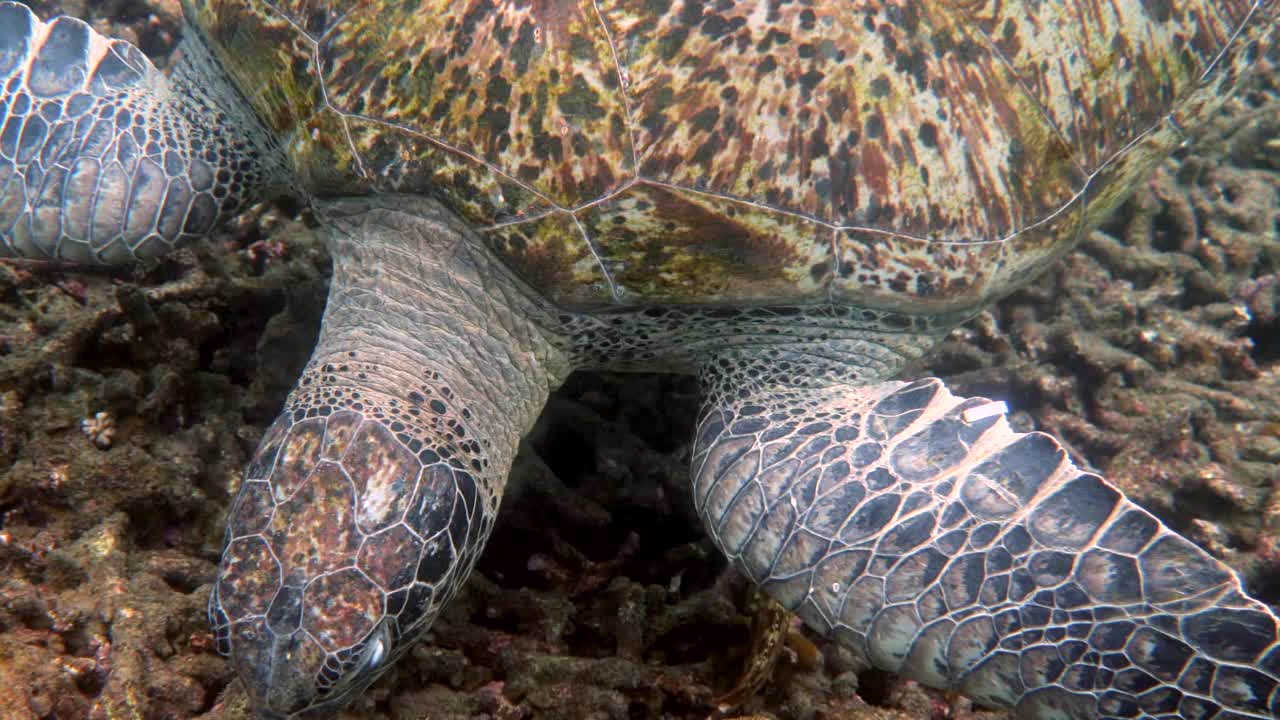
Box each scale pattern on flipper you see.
[693,374,1280,720]
[0,1,281,263]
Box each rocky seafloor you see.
[0,3,1278,720]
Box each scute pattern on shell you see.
[185,0,1276,310]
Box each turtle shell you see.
[183,0,1274,311]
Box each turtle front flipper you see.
[0,3,285,264]
[693,363,1279,720]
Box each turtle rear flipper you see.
[0,2,285,264]
[694,368,1279,719]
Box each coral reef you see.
[0,4,1276,720]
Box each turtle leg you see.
[0,2,286,264]
[208,196,568,718]
[693,356,1279,720]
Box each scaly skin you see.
[0,2,284,264]
[209,195,572,717]
[695,368,1280,720]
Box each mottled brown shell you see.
[183,0,1276,312]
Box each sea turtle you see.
[1,1,1278,718]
